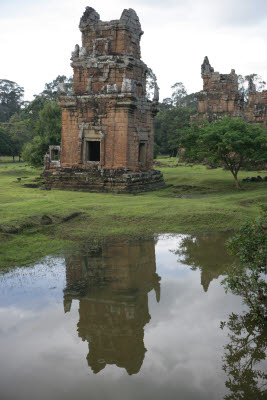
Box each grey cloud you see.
[131,0,267,26]
[210,0,267,26]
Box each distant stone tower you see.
[191,56,244,122]
[192,56,267,127]
[43,7,164,193]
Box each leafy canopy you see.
[182,117,267,188]
[22,102,61,166]
[154,82,198,157]
[0,127,12,156]
[0,79,24,122]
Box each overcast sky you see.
[1,0,267,101]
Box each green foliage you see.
[154,82,197,156]
[36,101,61,140]
[1,159,266,268]
[155,106,194,156]
[182,117,267,188]
[40,75,73,101]
[22,102,61,166]
[1,114,31,158]
[18,75,71,166]
[0,127,11,156]
[222,208,267,320]
[21,95,48,134]
[171,82,187,106]
[0,75,73,165]
[153,142,159,159]
[0,79,24,122]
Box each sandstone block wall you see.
[55,7,158,173]
[192,56,267,128]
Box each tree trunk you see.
[13,155,15,163]
[19,155,21,162]
[233,174,241,189]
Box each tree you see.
[40,75,73,101]
[182,118,267,188]
[22,102,61,166]
[146,68,158,100]
[3,114,32,161]
[155,106,193,156]
[171,82,187,106]
[174,233,232,292]
[238,74,266,100]
[154,82,198,156]
[0,79,24,122]
[222,208,267,320]
[0,127,11,156]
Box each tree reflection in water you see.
[174,233,233,292]
[221,312,267,399]
[63,240,161,375]
[176,233,267,397]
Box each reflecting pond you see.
[0,234,266,400]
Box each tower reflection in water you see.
[63,240,161,375]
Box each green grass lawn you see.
[0,157,266,269]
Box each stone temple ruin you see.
[192,56,267,127]
[43,7,165,193]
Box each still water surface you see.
[0,234,266,400]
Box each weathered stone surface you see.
[192,56,267,128]
[44,167,165,193]
[43,7,164,193]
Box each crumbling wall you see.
[192,57,244,122]
[245,89,267,126]
[192,56,267,128]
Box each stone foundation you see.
[43,167,165,193]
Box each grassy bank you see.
[0,157,266,269]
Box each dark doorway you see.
[86,141,100,162]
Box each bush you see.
[222,207,267,320]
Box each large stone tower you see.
[43,7,164,193]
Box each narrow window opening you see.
[86,141,100,162]
[138,143,146,164]
[51,150,59,161]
